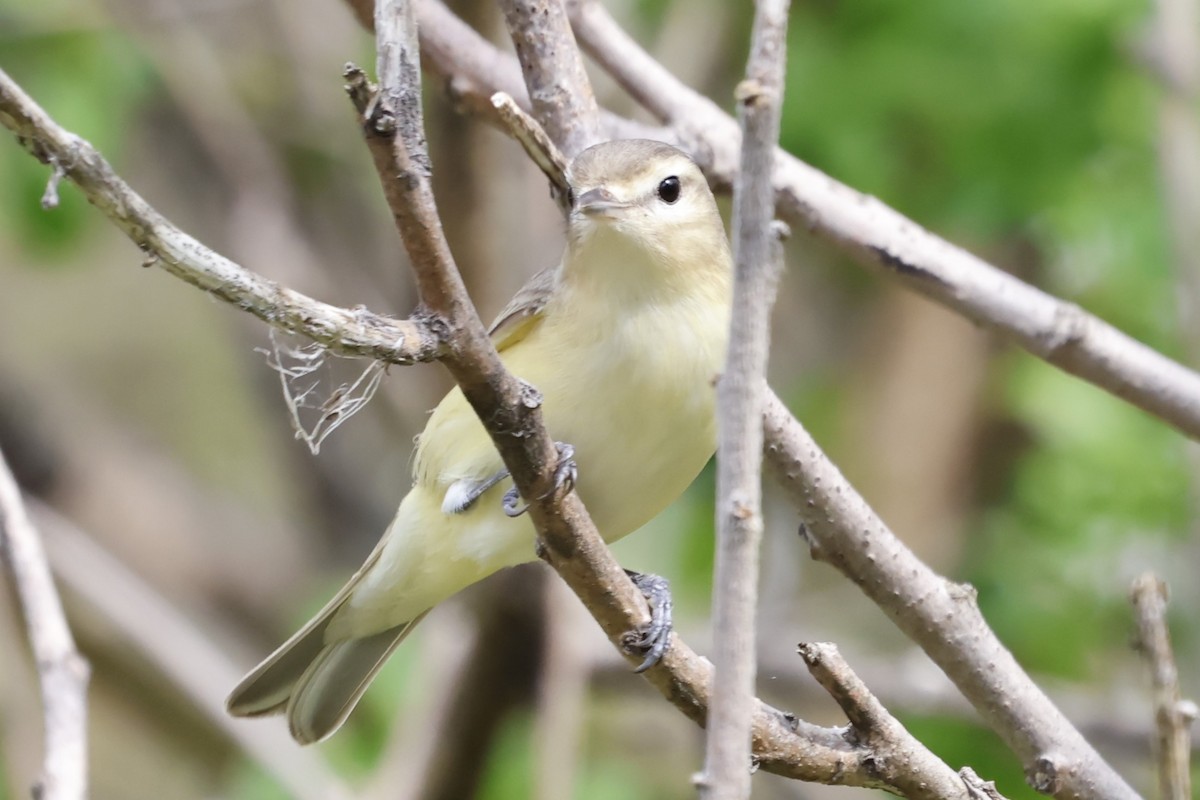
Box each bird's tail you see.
[226,600,428,745]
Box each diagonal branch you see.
[703,0,789,797]
[0,67,442,366]
[357,2,897,791]
[0,447,89,800]
[761,390,1139,800]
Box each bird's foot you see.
[503,441,577,517]
[621,569,674,673]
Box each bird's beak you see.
[574,187,628,218]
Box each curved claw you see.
[501,441,577,517]
[502,486,527,517]
[622,570,674,673]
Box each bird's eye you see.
[656,176,681,204]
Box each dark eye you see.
[656,176,681,204]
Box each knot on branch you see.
[1025,754,1064,794]
[1039,302,1089,356]
[947,580,979,606]
[734,78,778,108]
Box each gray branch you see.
[0,448,89,800]
[762,390,1140,800]
[799,642,1011,800]
[495,0,601,157]
[702,1,789,798]
[1129,574,1195,800]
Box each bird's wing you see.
[487,265,559,352]
[414,265,560,492]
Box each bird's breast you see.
[526,293,727,541]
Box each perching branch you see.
[355,1,901,791]
[1129,574,1195,800]
[0,447,89,800]
[761,390,1139,800]
[799,643,1011,800]
[702,1,789,797]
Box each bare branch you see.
[567,0,1200,443]
[1130,574,1195,800]
[0,67,442,366]
[0,449,88,800]
[762,391,1139,800]
[702,1,789,797]
[495,0,601,157]
[799,642,1010,800]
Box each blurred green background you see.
[0,0,1196,798]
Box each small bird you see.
[226,139,733,744]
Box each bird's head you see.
[564,140,730,292]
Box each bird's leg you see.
[621,569,674,673]
[503,441,577,517]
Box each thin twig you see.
[0,448,88,800]
[1130,574,1195,800]
[702,1,789,798]
[490,91,571,211]
[31,502,350,800]
[761,390,1140,800]
[799,642,1011,800]
[0,67,442,366]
